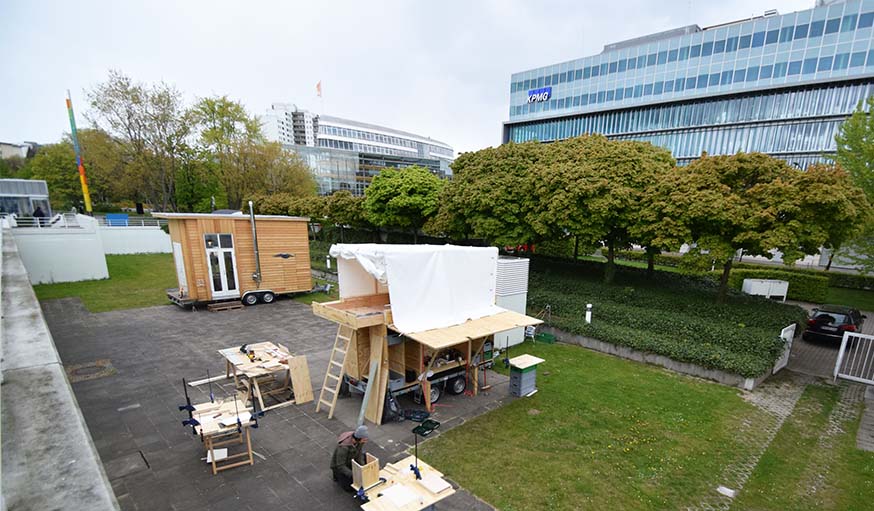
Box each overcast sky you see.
[1,0,814,154]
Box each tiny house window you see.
[219,234,233,248]
[204,234,219,249]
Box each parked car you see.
[802,305,866,343]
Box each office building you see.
[504,0,874,168]
[263,103,455,194]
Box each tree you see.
[326,190,370,242]
[77,128,128,206]
[666,153,865,303]
[429,142,544,245]
[219,140,315,209]
[835,96,874,273]
[87,70,191,211]
[26,143,81,209]
[532,135,676,283]
[190,96,271,209]
[0,155,30,179]
[364,166,444,243]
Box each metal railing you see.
[1,213,82,229]
[834,331,874,386]
[94,215,167,228]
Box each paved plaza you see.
[44,297,507,511]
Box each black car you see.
[802,305,866,343]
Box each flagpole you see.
[65,90,93,215]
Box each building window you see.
[794,24,809,40]
[752,31,766,47]
[842,14,858,32]
[809,20,825,37]
[766,29,779,44]
[739,34,752,49]
[825,17,841,34]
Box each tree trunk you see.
[573,236,579,260]
[604,240,616,284]
[717,258,733,304]
[413,228,418,244]
[825,251,834,271]
[646,247,655,276]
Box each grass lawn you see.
[292,277,339,305]
[33,253,176,312]
[579,254,681,273]
[420,343,768,510]
[826,287,874,312]
[732,384,874,510]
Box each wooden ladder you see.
[316,324,355,419]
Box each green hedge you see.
[725,269,829,303]
[528,257,806,378]
[614,250,683,268]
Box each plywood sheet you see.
[403,310,543,350]
[288,355,314,404]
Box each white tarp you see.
[329,244,503,333]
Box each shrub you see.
[733,262,874,291]
[528,257,806,378]
[725,269,829,303]
[614,250,683,268]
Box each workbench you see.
[218,341,313,411]
[356,455,455,511]
[190,398,255,475]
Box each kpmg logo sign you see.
[527,86,552,103]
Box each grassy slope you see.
[33,253,176,312]
[420,343,766,510]
[732,384,874,511]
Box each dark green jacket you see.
[331,431,364,472]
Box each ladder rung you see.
[334,348,347,355]
[331,361,344,368]
[322,387,336,394]
[326,374,340,381]
[319,399,334,407]
[338,335,351,341]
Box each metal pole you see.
[248,201,262,285]
[65,90,93,215]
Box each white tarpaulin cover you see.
[329,244,503,333]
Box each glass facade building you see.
[290,146,444,196]
[503,0,874,167]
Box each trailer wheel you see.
[448,376,466,395]
[242,293,259,306]
[414,384,442,405]
[261,292,275,304]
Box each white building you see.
[262,103,455,176]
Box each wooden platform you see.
[208,301,244,312]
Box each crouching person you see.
[331,425,369,491]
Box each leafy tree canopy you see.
[364,165,444,243]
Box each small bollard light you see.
[585,303,593,324]
[326,255,331,269]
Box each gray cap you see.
[353,425,369,440]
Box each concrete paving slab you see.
[43,297,506,510]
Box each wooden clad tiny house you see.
[153,213,311,305]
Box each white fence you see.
[773,324,796,374]
[100,226,171,254]
[834,331,874,386]
[11,215,109,284]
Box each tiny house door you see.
[204,233,240,299]
[172,242,189,296]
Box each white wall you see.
[11,215,109,284]
[99,226,171,255]
[495,293,527,348]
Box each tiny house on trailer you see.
[311,244,542,425]
[153,212,312,306]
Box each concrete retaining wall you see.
[0,229,119,510]
[99,225,171,255]
[539,325,770,391]
[11,215,109,284]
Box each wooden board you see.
[359,455,455,511]
[509,354,545,370]
[364,326,386,425]
[388,341,405,374]
[403,310,543,350]
[287,355,314,404]
[352,453,380,489]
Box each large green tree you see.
[667,153,865,302]
[364,165,444,243]
[835,96,874,273]
[26,143,81,209]
[87,70,190,211]
[429,142,544,245]
[326,190,370,242]
[533,135,675,283]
